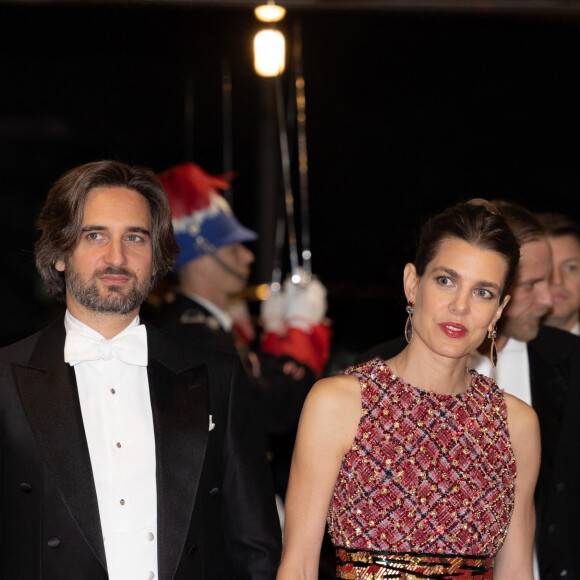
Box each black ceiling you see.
[5,0,580,16]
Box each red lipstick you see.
[438,322,467,338]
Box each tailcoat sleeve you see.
[222,355,282,579]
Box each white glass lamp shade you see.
[254,29,285,77]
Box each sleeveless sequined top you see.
[328,359,516,557]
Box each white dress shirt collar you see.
[469,337,532,406]
[182,291,233,332]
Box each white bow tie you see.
[64,325,148,366]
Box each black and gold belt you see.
[336,548,493,579]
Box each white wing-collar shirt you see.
[64,310,158,580]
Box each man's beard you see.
[65,265,154,315]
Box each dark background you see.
[2,2,580,368]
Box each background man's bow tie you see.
[64,325,148,366]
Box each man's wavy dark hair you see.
[35,160,180,300]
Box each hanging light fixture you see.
[254,29,285,77]
[253,1,286,77]
[254,0,286,23]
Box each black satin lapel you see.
[149,359,209,579]
[12,360,107,570]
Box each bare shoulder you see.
[503,393,539,437]
[503,393,540,477]
[298,375,363,456]
[304,374,362,415]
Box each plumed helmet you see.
[158,162,258,270]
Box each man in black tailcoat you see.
[0,160,281,579]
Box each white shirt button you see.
[145,531,154,541]
[147,572,155,580]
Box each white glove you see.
[227,298,251,323]
[284,278,327,331]
[260,286,287,334]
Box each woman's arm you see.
[494,393,541,580]
[276,375,362,580]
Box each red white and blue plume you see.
[158,162,258,269]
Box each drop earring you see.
[488,325,498,368]
[404,300,415,343]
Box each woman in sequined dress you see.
[277,199,540,580]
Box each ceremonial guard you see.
[153,162,331,499]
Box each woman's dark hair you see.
[35,160,180,300]
[414,198,520,301]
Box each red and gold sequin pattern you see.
[335,549,493,579]
[328,359,516,558]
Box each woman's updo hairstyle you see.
[414,198,520,301]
